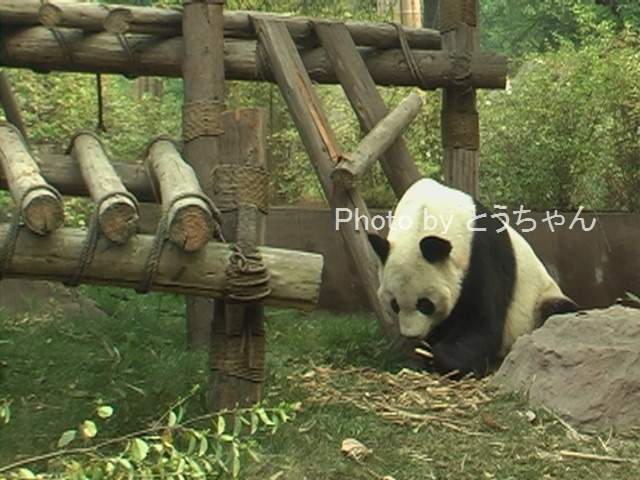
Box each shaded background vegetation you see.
[2,0,639,211]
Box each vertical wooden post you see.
[439,0,480,196]
[181,0,226,350]
[209,108,267,410]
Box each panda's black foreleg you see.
[428,332,502,379]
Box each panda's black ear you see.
[420,236,452,263]
[368,234,390,264]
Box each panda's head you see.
[368,233,466,339]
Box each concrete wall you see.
[265,207,640,311]
[140,205,640,311]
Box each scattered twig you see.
[559,450,638,464]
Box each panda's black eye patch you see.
[416,298,435,316]
[390,298,400,314]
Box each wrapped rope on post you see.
[0,123,64,236]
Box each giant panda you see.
[368,178,578,378]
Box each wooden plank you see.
[146,138,214,252]
[315,21,421,198]
[252,17,395,337]
[333,92,423,190]
[0,27,507,89]
[439,0,480,196]
[181,0,226,351]
[0,123,64,235]
[209,108,268,411]
[0,224,323,309]
[69,132,139,244]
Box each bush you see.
[479,30,640,211]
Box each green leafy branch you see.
[0,399,299,479]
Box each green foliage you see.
[479,30,640,211]
[481,0,640,57]
[1,400,296,479]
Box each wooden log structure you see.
[180,0,227,357]
[315,22,421,198]
[69,131,139,244]
[0,28,507,90]
[0,123,64,235]
[146,138,215,253]
[252,18,395,337]
[0,71,29,142]
[439,0,480,195]
[2,0,441,50]
[0,224,323,310]
[210,109,269,410]
[332,92,423,190]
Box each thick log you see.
[0,153,155,202]
[210,109,268,411]
[332,92,423,189]
[0,27,507,89]
[0,71,29,142]
[0,123,64,235]
[0,224,323,310]
[146,138,214,253]
[440,0,480,196]
[315,22,421,198]
[252,18,395,338]
[181,0,225,353]
[69,132,139,244]
[1,1,441,49]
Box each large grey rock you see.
[491,306,640,431]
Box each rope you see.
[389,22,431,90]
[49,28,75,68]
[136,191,223,294]
[182,100,225,142]
[64,191,140,287]
[212,164,269,214]
[0,184,63,280]
[225,243,271,302]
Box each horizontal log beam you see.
[0,27,507,89]
[0,153,156,203]
[0,0,441,50]
[332,92,424,189]
[0,224,323,310]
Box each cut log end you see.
[98,198,139,244]
[167,201,214,252]
[104,8,133,34]
[21,190,64,235]
[38,4,62,28]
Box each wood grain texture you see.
[0,27,506,89]
[315,21,422,197]
[146,139,213,252]
[333,92,423,189]
[253,17,397,339]
[0,224,322,309]
[0,124,63,235]
[70,132,139,244]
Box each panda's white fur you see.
[370,179,576,375]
